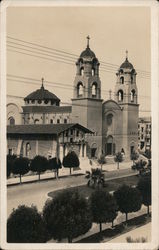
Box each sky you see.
[6,6,151,117]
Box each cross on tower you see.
[109,89,112,99]
[126,50,128,60]
[41,77,44,88]
[87,35,90,48]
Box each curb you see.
[7,173,84,187]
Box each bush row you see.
[7,176,151,243]
[7,151,80,182]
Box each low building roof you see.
[7,123,93,135]
[22,105,72,113]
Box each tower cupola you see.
[76,36,100,77]
[115,51,138,104]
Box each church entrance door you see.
[91,148,96,158]
[107,143,112,155]
[105,136,115,156]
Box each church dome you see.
[24,79,60,103]
[80,47,96,59]
[120,58,134,69]
[120,51,134,70]
[80,36,96,59]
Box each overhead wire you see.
[7,36,151,78]
[7,74,151,99]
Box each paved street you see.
[7,166,150,243]
[7,167,137,217]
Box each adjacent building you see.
[138,117,151,150]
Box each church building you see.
[7,37,139,161]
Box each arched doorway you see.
[91,143,97,158]
[105,136,115,156]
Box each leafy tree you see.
[7,154,17,178]
[12,157,30,184]
[62,151,80,175]
[7,205,48,243]
[114,184,142,222]
[85,168,105,189]
[30,155,48,180]
[137,176,151,215]
[90,190,118,233]
[114,152,123,169]
[43,190,92,243]
[144,149,151,159]
[133,159,147,174]
[48,157,62,178]
[131,151,139,166]
[97,154,106,171]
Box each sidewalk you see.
[105,222,151,243]
[7,160,133,186]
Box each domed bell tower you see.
[72,36,103,157]
[115,51,139,157]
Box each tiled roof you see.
[24,85,60,101]
[7,123,93,135]
[22,105,72,113]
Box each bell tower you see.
[73,36,101,100]
[115,51,139,157]
[72,37,103,157]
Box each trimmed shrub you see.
[12,157,30,183]
[43,190,92,243]
[63,151,80,175]
[7,205,48,243]
[114,184,142,222]
[30,155,48,180]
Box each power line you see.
[8,49,75,67]
[7,44,76,63]
[7,36,151,76]
[7,93,151,113]
[7,75,151,99]
[8,48,150,80]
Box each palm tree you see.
[85,168,105,189]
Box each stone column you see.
[84,144,87,157]
[59,145,64,160]
[80,144,83,157]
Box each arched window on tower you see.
[8,117,15,125]
[131,75,133,84]
[92,68,95,76]
[77,82,83,97]
[118,90,123,102]
[131,89,135,102]
[92,82,97,97]
[80,67,84,76]
[120,77,124,84]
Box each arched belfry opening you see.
[92,82,97,97]
[130,89,135,102]
[77,82,84,97]
[120,76,124,84]
[118,90,123,102]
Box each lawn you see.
[48,175,139,199]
